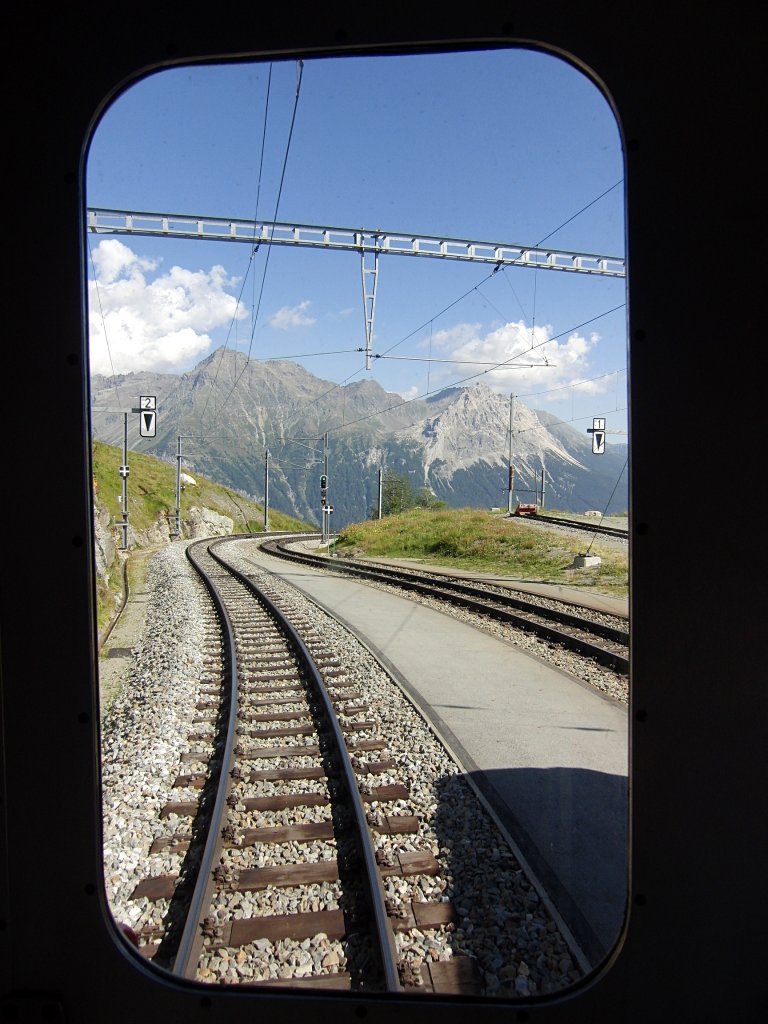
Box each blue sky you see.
[85,48,628,438]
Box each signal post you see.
[320,472,333,545]
[118,395,157,549]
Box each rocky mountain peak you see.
[400,382,582,480]
[90,349,628,524]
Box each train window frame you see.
[86,45,630,1000]
[2,9,761,1024]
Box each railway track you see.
[518,512,629,539]
[123,538,486,993]
[260,538,629,675]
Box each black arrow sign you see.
[140,410,157,437]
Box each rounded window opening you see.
[87,47,628,997]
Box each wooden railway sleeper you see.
[399,962,426,988]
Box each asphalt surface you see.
[98,555,154,719]
[241,543,629,969]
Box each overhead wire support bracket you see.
[88,208,625,382]
[360,232,380,370]
[86,209,626,278]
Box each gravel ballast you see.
[101,539,606,996]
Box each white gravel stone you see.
[101,537,590,997]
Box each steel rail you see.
[525,513,629,538]
[171,540,240,978]
[331,560,629,644]
[208,539,402,993]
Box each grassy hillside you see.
[334,507,628,598]
[92,440,312,632]
[92,440,311,535]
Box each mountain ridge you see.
[90,348,628,527]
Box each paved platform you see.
[97,549,158,719]
[241,542,629,969]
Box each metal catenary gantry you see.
[86,208,626,370]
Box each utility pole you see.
[507,394,515,515]
[286,431,333,542]
[119,412,129,549]
[321,432,329,545]
[264,449,270,532]
[117,396,157,548]
[174,435,183,538]
[378,466,383,519]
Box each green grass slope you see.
[334,507,628,598]
[92,441,311,536]
[92,440,312,633]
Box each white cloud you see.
[88,240,248,374]
[269,300,317,330]
[427,319,603,399]
[90,238,159,285]
[398,385,420,401]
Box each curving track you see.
[261,537,629,675]
[104,533,626,994]
[516,512,629,539]
[122,537,527,993]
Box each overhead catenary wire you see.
[376,355,551,367]
[253,301,626,459]
[297,180,625,440]
[87,241,125,412]
[277,256,534,428]
[475,282,526,327]
[204,60,305,428]
[250,63,274,340]
[585,455,628,555]
[170,175,627,447]
[261,270,499,429]
[313,303,626,439]
[97,166,625,469]
[216,61,305,402]
[259,347,365,361]
[200,64,275,421]
[523,367,626,400]
[501,271,531,323]
[516,182,624,364]
[165,432,303,479]
[534,181,623,248]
